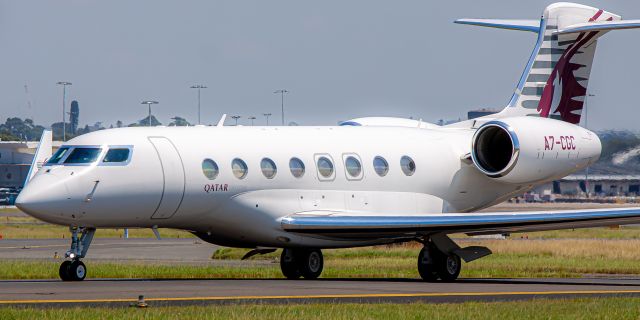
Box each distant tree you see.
[116,120,123,128]
[69,101,80,134]
[169,116,191,126]
[0,132,21,141]
[135,115,161,127]
[51,122,64,140]
[0,117,45,141]
[598,131,640,161]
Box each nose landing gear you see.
[280,248,324,280]
[59,227,95,281]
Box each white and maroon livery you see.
[16,3,640,281]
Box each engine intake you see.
[471,122,519,177]
[470,117,601,184]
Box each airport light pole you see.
[141,101,159,127]
[56,82,72,141]
[190,85,207,125]
[231,115,241,126]
[584,93,595,197]
[248,116,256,126]
[274,89,289,125]
[263,113,272,126]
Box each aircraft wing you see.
[281,207,640,239]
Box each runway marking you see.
[2,289,640,305]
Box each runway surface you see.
[0,238,217,263]
[2,277,640,307]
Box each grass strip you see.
[2,297,640,319]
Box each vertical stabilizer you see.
[455,2,640,125]
[24,130,52,186]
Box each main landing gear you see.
[280,248,324,280]
[59,227,95,281]
[417,242,461,282]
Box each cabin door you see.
[148,137,186,219]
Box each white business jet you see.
[16,2,640,281]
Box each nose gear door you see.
[148,137,186,219]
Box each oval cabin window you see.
[202,159,219,180]
[400,156,416,176]
[345,156,362,177]
[317,156,334,178]
[261,158,277,179]
[289,157,305,178]
[373,156,389,177]
[232,158,248,179]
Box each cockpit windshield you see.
[103,148,130,163]
[63,147,103,164]
[46,147,70,165]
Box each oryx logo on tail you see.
[455,3,638,127]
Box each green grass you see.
[5,238,640,280]
[2,298,640,319]
[3,204,640,240]
[511,226,640,239]
[0,215,193,239]
[0,260,281,280]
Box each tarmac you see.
[0,238,218,264]
[2,277,640,307]
[2,239,640,307]
[2,202,640,307]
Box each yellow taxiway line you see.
[1,290,640,304]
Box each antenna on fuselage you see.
[216,114,227,127]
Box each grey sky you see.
[1,1,639,130]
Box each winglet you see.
[216,114,227,127]
[24,130,52,186]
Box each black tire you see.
[417,247,439,282]
[59,261,72,281]
[280,249,301,279]
[67,260,87,281]
[297,249,323,280]
[436,254,461,282]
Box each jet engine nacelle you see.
[470,117,601,184]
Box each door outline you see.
[148,136,186,219]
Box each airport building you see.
[530,174,640,201]
[467,108,499,120]
[0,141,62,203]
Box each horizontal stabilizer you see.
[557,20,640,34]
[454,19,540,32]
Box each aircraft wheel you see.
[417,247,439,282]
[436,253,461,282]
[280,249,301,279]
[59,260,72,281]
[297,249,323,280]
[67,260,87,281]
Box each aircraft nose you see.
[16,173,70,223]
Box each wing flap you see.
[281,207,640,238]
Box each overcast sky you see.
[1,1,639,130]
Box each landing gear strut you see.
[280,248,324,280]
[418,243,461,282]
[59,227,95,281]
